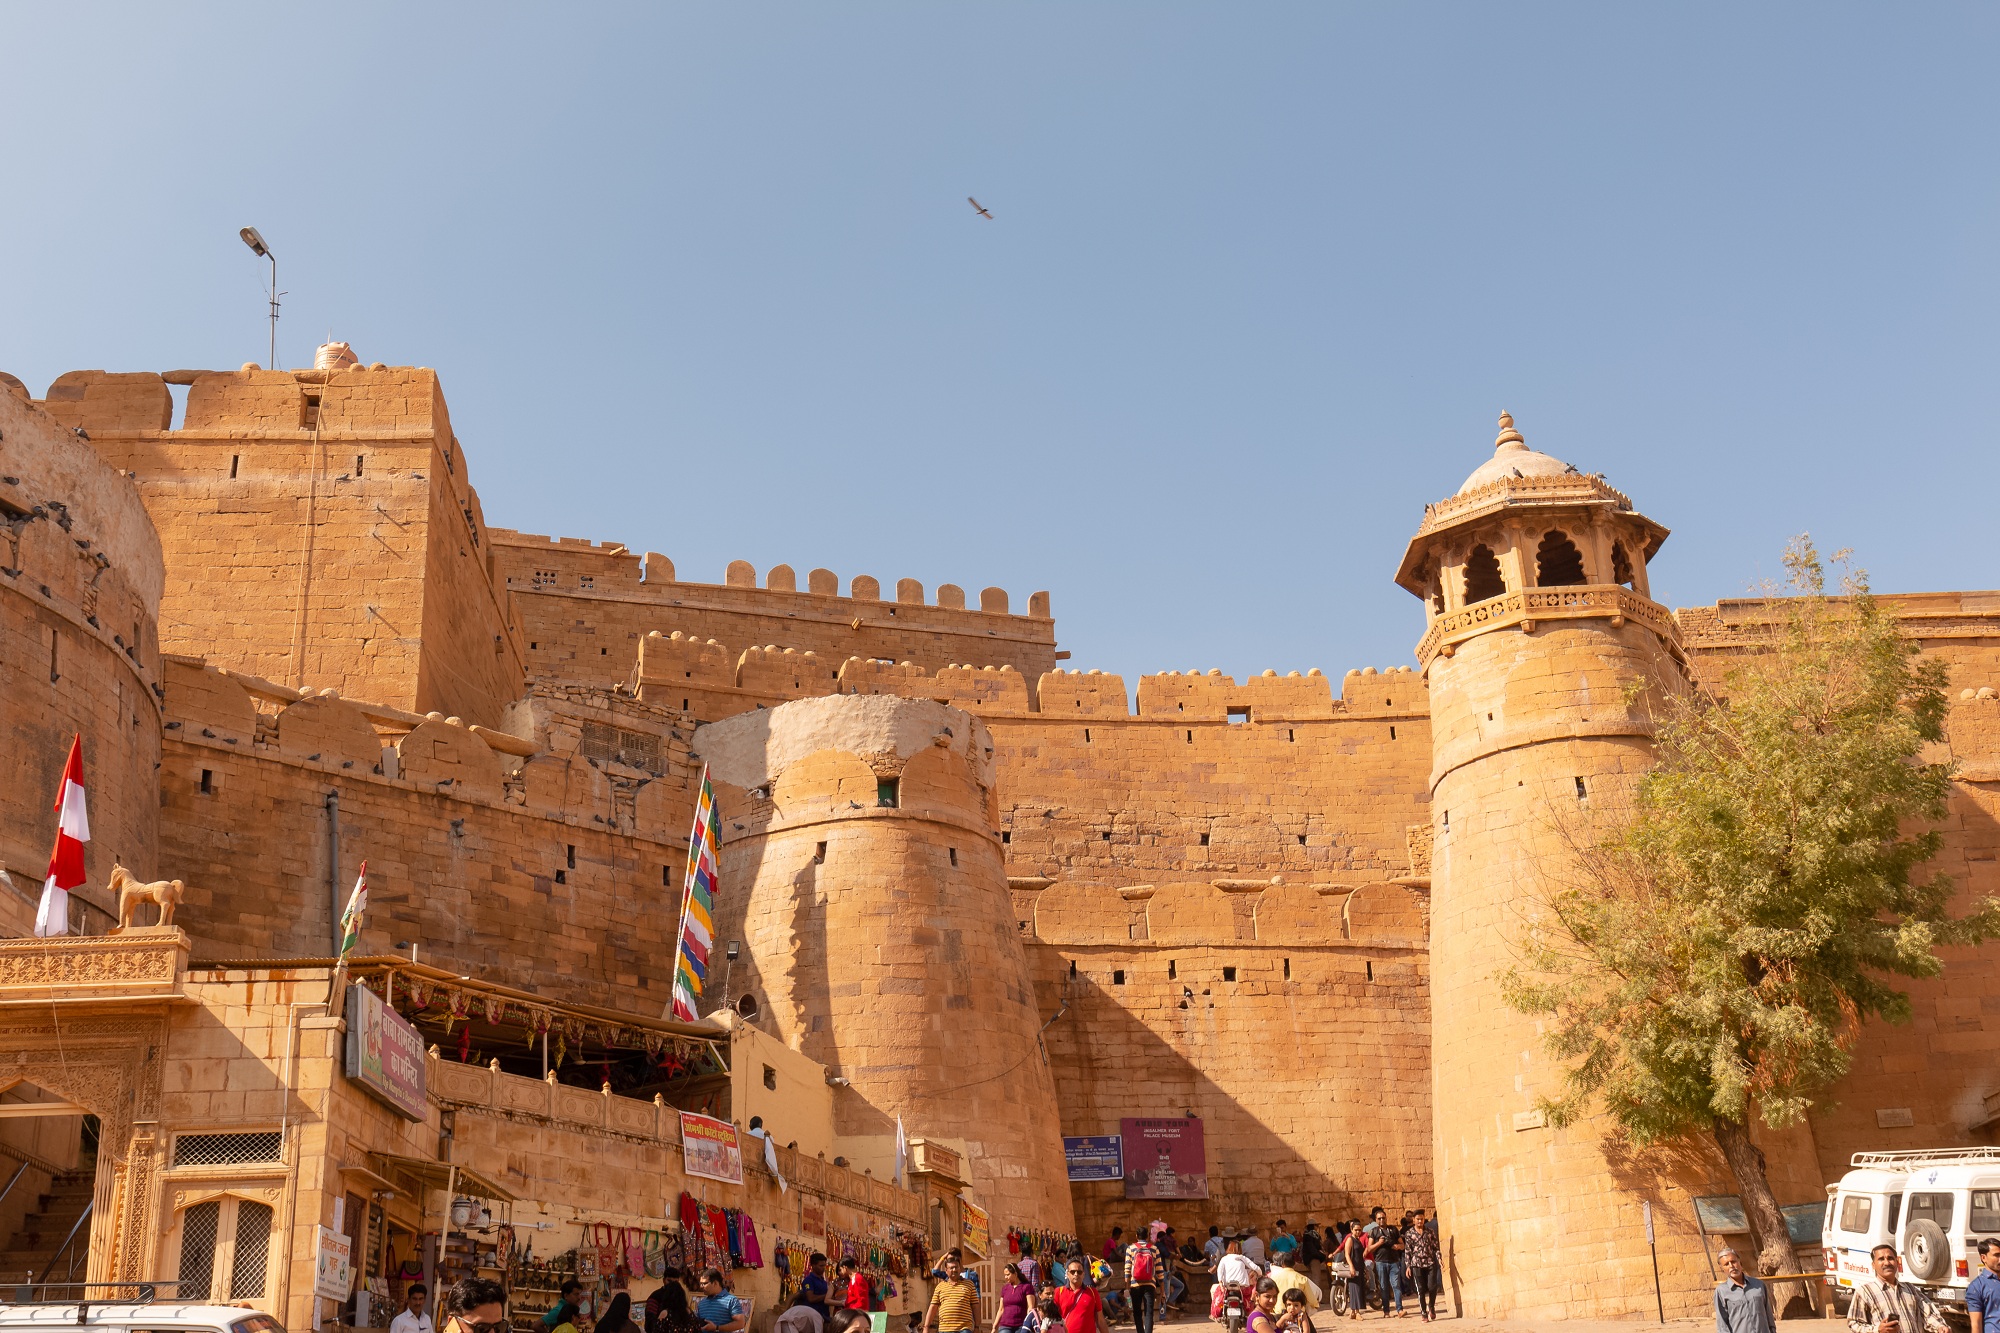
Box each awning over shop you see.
[369,1150,518,1203]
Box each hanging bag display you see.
[643,1228,667,1278]
[625,1227,646,1278]
[577,1222,602,1280]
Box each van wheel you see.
[1905,1221,1953,1283]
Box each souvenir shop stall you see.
[343,961,731,1106]
[321,961,941,1333]
[334,1155,518,1331]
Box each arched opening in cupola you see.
[1611,541,1634,587]
[1536,530,1587,587]
[1463,544,1505,603]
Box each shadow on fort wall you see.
[1030,941,1434,1243]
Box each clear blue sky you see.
[4,6,1996,687]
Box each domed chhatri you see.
[1456,410,1576,494]
[1394,408,1673,662]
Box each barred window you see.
[173,1130,283,1167]
[229,1201,274,1298]
[177,1201,219,1303]
[580,721,663,772]
[176,1196,274,1301]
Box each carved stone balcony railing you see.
[1415,584,1682,667]
[0,928,189,1000]
[426,1054,923,1222]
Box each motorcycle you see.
[1221,1282,1247,1333]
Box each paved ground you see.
[1148,1305,1708,1329]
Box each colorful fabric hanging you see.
[670,768,722,1021]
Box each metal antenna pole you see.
[268,252,280,371]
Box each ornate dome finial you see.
[1495,410,1524,450]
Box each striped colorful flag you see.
[671,767,722,1022]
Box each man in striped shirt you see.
[1848,1245,1949,1333]
[925,1249,979,1333]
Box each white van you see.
[1823,1148,2000,1321]
[0,1304,284,1333]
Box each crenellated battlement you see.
[625,624,1427,726]
[490,527,1051,622]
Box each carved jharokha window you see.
[1611,541,1634,587]
[1462,544,1505,603]
[1536,530,1587,587]
[175,1194,275,1300]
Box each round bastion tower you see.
[693,693,1075,1233]
[1395,414,1706,1319]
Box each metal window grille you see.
[173,1130,283,1167]
[178,1200,220,1301]
[580,721,662,772]
[229,1200,274,1298]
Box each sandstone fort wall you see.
[491,528,1056,698]
[47,367,524,728]
[0,380,164,930]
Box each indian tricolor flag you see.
[36,735,89,938]
[670,767,722,1022]
[338,861,369,957]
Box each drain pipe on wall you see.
[325,789,342,955]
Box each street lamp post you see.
[239,227,280,370]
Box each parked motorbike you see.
[1221,1282,1247,1333]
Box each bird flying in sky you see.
[968,196,993,219]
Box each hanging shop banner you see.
[345,983,427,1120]
[1120,1117,1208,1199]
[1064,1135,1123,1182]
[681,1110,745,1184]
[314,1224,354,1300]
[961,1199,990,1258]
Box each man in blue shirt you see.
[1713,1248,1773,1333]
[697,1270,748,1333]
[800,1253,832,1323]
[1968,1239,2000,1333]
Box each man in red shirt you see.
[1056,1259,1110,1333]
[838,1259,869,1312]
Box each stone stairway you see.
[2,1161,95,1285]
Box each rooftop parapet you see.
[736,644,831,698]
[1038,669,1131,716]
[836,656,931,697]
[34,365,454,440]
[635,631,733,689]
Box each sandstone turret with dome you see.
[1399,413,1711,1319]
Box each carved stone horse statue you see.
[108,864,185,930]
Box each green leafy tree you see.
[1503,537,2000,1277]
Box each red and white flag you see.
[36,736,89,938]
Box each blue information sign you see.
[1065,1134,1123,1181]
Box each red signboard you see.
[1120,1117,1208,1199]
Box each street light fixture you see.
[239,227,281,370]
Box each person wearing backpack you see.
[1124,1233,1162,1333]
